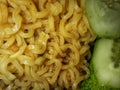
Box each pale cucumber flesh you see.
[92,39,120,88]
[85,0,120,38]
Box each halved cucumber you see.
[92,39,120,88]
[85,0,120,38]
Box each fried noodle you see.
[0,0,95,90]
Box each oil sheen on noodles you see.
[0,0,95,90]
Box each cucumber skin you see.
[81,62,120,90]
[85,0,120,38]
[81,39,120,90]
[81,63,119,90]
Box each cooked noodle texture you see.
[0,0,95,90]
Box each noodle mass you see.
[0,0,95,90]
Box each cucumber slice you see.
[92,39,120,88]
[85,0,120,38]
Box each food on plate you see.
[85,0,120,38]
[0,0,95,89]
[81,39,120,90]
